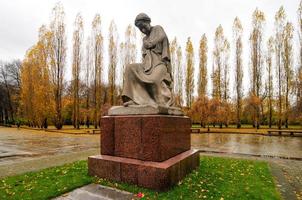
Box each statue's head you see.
[135,13,151,35]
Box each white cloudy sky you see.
[0,0,300,96]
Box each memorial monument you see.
[88,13,199,190]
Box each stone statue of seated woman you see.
[109,13,183,116]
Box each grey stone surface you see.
[108,105,184,116]
[121,13,175,109]
[0,127,99,178]
[53,184,136,200]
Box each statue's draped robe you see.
[122,25,173,107]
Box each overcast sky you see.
[0,0,300,96]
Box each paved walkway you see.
[0,126,99,178]
[192,133,302,159]
[0,148,98,178]
[53,184,137,200]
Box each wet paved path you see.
[0,127,100,178]
[0,127,99,165]
[192,133,302,159]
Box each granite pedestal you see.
[88,115,199,191]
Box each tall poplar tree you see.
[49,3,67,130]
[170,37,178,95]
[283,22,294,128]
[72,13,83,129]
[266,37,274,128]
[233,17,243,128]
[297,1,302,116]
[108,20,118,105]
[176,46,183,106]
[84,37,92,128]
[275,6,286,129]
[198,34,208,98]
[250,8,265,128]
[91,14,103,128]
[185,37,194,108]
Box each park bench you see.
[190,128,201,133]
[267,130,302,136]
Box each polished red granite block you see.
[137,165,168,190]
[88,157,121,182]
[88,149,200,191]
[140,117,160,161]
[120,163,138,185]
[100,115,191,162]
[100,117,115,155]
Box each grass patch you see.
[0,157,281,200]
[0,161,93,200]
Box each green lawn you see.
[0,156,281,200]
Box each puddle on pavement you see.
[192,133,302,159]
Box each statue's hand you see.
[143,40,154,49]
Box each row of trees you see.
[0,3,137,129]
[188,6,302,129]
[1,2,302,129]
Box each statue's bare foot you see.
[123,100,136,107]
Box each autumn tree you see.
[170,37,178,94]
[297,1,302,118]
[91,14,103,128]
[20,49,35,126]
[185,37,194,108]
[175,46,183,106]
[189,96,210,128]
[0,61,21,122]
[84,37,92,127]
[283,22,294,128]
[49,3,67,129]
[21,37,53,128]
[71,13,84,129]
[36,26,53,128]
[108,20,118,105]
[212,25,224,99]
[274,6,286,129]
[222,39,230,102]
[6,60,21,91]
[0,64,15,121]
[121,24,136,87]
[198,34,208,98]
[20,25,53,128]
[250,8,265,128]
[266,37,274,128]
[212,25,230,127]
[233,17,243,128]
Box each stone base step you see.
[88,149,200,191]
